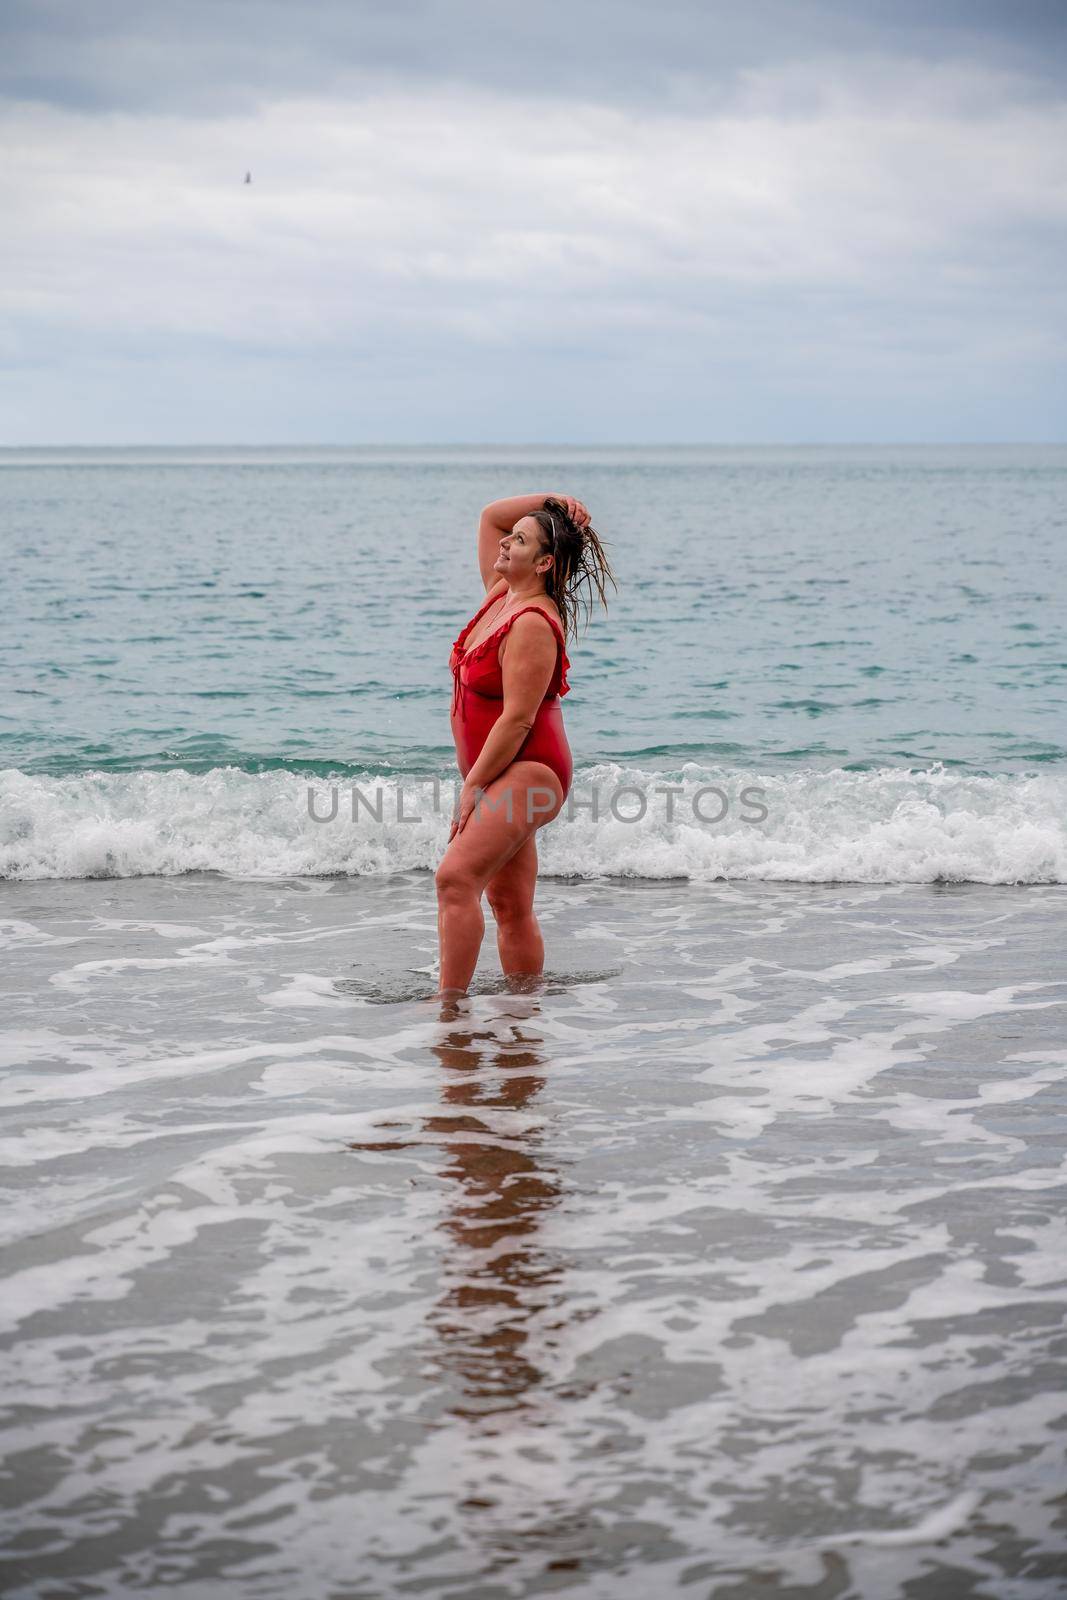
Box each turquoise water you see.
[5,443,1066,775]
[3,444,1067,881]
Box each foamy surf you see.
[2,762,1066,883]
[335,966,624,1004]
[813,1489,984,1549]
[4,867,1066,1597]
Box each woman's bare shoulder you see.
[506,601,565,645]
[531,598,564,632]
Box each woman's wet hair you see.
[529,497,616,643]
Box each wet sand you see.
[2,873,1067,1596]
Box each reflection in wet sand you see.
[350,997,569,1424]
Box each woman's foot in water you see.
[432,985,468,1020]
[503,970,546,995]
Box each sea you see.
[2,445,1066,1597]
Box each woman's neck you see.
[505,579,548,602]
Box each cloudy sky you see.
[2,0,1065,443]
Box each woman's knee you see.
[435,859,478,904]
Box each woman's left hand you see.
[449,781,481,840]
[560,496,590,528]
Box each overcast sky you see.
[2,0,1065,444]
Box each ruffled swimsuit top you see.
[449,586,573,795]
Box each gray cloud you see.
[3,0,1066,115]
[1,2,1064,443]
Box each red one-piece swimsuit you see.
[449,587,573,797]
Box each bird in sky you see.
[244,171,252,185]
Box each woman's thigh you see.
[439,761,564,891]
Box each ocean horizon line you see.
[2,439,1065,453]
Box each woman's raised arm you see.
[477,494,589,590]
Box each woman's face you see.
[494,516,551,584]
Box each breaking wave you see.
[2,762,1065,884]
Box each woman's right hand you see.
[448,780,480,841]
[558,496,590,529]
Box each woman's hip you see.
[517,708,572,797]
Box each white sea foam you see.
[815,1489,983,1548]
[2,761,1066,882]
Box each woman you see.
[436,493,614,999]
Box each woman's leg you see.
[435,761,563,995]
[485,835,542,977]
